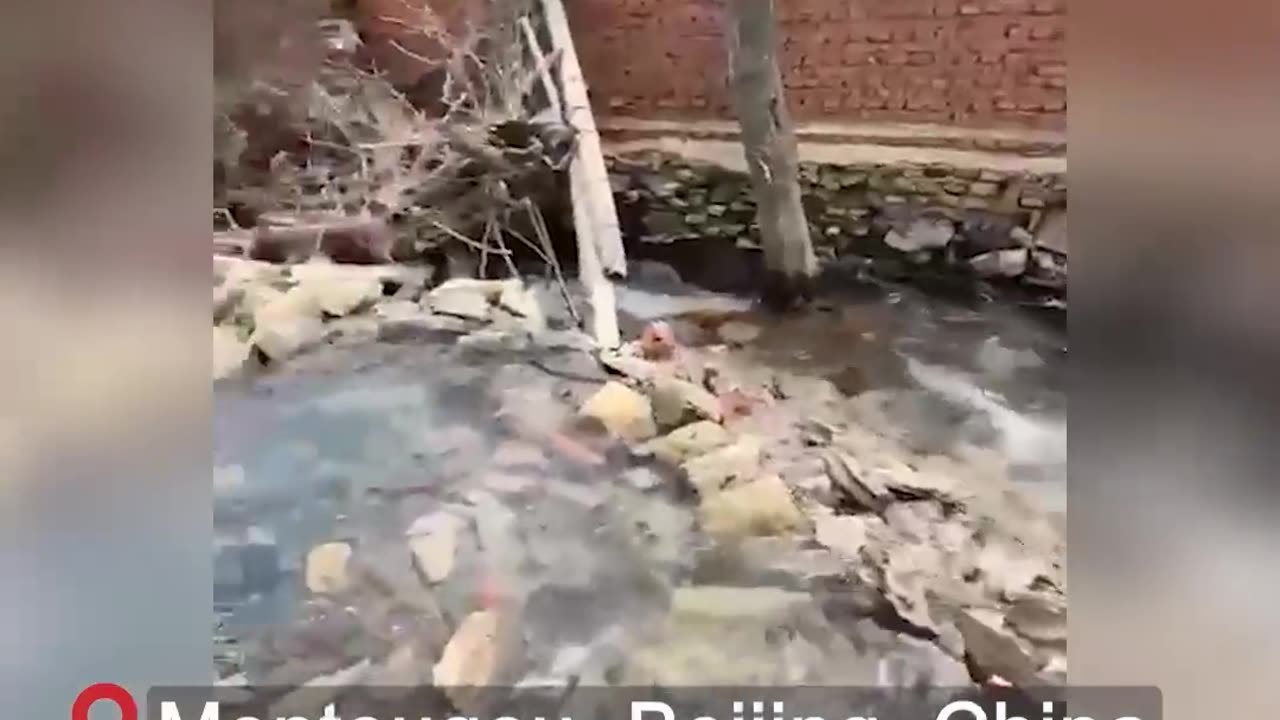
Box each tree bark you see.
[725,0,816,308]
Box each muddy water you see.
[213,274,1065,689]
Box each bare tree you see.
[725,0,816,308]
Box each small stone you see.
[1009,225,1035,247]
[427,280,501,321]
[649,374,722,430]
[408,525,457,584]
[970,248,1029,278]
[883,218,954,253]
[498,281,547,333]
[305,542,352,594]
[700,474,809,538]
[969,181,1000,197]
[579,381,658,442]
[641,421,733,465]
[680,436,763,495]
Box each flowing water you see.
[213,270,1065,688]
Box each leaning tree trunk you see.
[726,0,816,308]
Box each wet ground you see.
[213,270,1066,691]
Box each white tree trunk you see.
[541,0,624,347]
[726,0,816,306]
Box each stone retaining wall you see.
[606,149,1066,299]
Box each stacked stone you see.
[608,151,1067,299]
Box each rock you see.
[305,542,353,594]
[1033,210,1067,254]
[427,279,500,321]
[821,451,890,512]
[649,374,723,430]
[954,608,1046,687]
[250,289,325,362]
[970,248,1029,278]
[679,436,762,495]
[213,325,251,380]
[407,514,459,584]
[1006,595,1067,644]
[578,381,658,442]
[498,281,547,333]
[311,276,382,317]
[598,350,660,383]
[433,610,508,709]
[717,320,761,345]
[641,421,733,465]
[884,217,954,253]
[814,513,874,558]
[699,474,809,538]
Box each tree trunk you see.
[725,0,816,308]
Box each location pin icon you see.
[72,684,138,720]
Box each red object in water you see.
[640,321,677,360]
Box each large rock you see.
[249,288,325,362]
[578,381,658,442]
[954,608,1048,687]
[213,325,250,380]
[679,436,762,495]
[433,609,519,713]
[641,421,733,465]
[305,542,352,594]
[292,263,383,317]
[699,474,809,538]
[649,374,722,430]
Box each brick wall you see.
[569,0,1066,130]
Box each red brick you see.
[554,0,1063,129]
